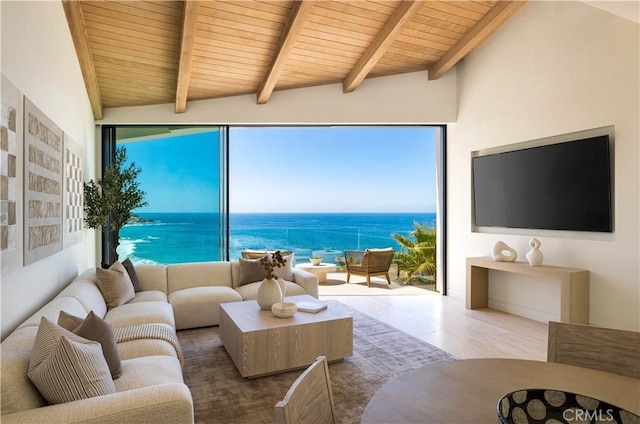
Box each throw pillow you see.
[273,253,295,281]
[96,261,135,308]
[58,311,122,379]
[238,257,267,286]
[28,317,116,405]
[121,257,142,292]
[57,310,84,330]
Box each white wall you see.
[100,70,457,125]
[1,1,97,340]
[447,1,639,330]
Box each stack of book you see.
[296,300,328,313]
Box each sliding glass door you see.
[105,126,226,265]
[101,124,446,293]
[228,126,443,293]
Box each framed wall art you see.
[63,132,84,247]
[23,97,63,265]
[1,75,23,275]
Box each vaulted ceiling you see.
[62,0,527,119]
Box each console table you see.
[466,257,589,324]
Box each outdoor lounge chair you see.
[344,248,394,287]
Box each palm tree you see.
[392,222,436,285]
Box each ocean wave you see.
[128,257,160,266]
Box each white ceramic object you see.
[277,277,286,299]
[271,301,297,318]
[257,278,282,310]
[526,238,544,266]
[492,241,517,262]
[310,257,323,266]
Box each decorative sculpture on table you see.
[526,238,543,266]
[492,241,517,262]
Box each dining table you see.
[360,358,640,424]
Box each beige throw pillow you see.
[28,317,116,404]
[58,311,122,379]
[96,261,135,308]
[273,253,295,281]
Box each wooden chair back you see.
[547,321,640,379]
[363,249,395,272]
[275,356,336,424]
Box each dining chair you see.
[547,321,640,379]
[275,356,336,424]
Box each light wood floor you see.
[320,292,549,361]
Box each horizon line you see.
[133,211,437,214]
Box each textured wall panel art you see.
[24,98,63,265]
[63,133,84,247]
[1,75,24,275]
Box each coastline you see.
[119,211,436,265]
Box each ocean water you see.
[118,212,436,265]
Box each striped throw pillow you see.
[28,317,116,404]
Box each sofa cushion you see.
[121,258,142,292]
[235,280,306,301]
[135,265,168,292]
[58,311,122,379]
[104,301,175,329]
[27,317,116,405]
[238,257,266,286]
[128,290,168,303]
[17,297,89,330]
[114,356,184,393]
[168,286,242,329]
[56,271,108,318]
[167,261,232,292]
[96,261,135,308]
[0,326,47,414]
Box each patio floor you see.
[317,271,436,296]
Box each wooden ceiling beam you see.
[257,1,316,105]
[343,1,423,93]
[175,1,201,113]
[427,0,527,80]
[62,0,103,120]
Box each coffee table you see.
[219,295,353,378]
[295,263,338,283]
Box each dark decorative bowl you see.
[497,389,640,424]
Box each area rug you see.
[177,300,456,424]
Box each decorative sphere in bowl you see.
[310,257,323,266]
[272,302,297,318]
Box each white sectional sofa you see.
[0,260,319,424]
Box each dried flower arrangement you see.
[259,250,286,279]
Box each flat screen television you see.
[472,135,612,232]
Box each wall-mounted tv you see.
[472,134,612,233]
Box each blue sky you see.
[122,126,438,213]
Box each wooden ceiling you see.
[62,0,527,119]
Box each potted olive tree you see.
[84,146,147,266]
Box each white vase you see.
[257,278,282,310]
[526,238,543,266]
